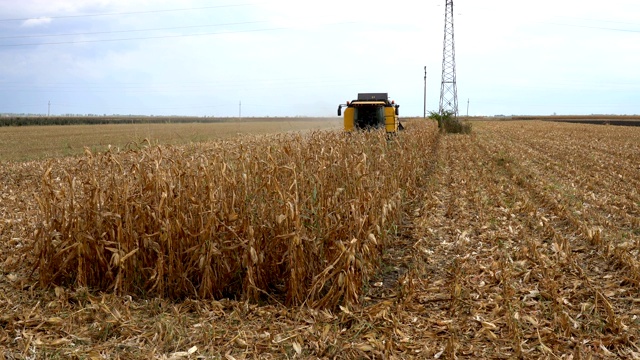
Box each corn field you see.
[1,119,639,358]
[31,126,438,308]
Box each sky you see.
[0,0,639,117]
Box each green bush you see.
[428,111,472,134]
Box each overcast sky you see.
[1,0,639,117]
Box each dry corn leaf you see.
[250,247,258,264]
[356,343,374,352]
[485,330,498,341]
[367,233,377,245]
[524,316,538,327]
[87,351,103,360]
[46,317,64,325]
[599,344,616,357]
[235,338,249,347]
[292,341,302,355]
[169,352,189,359]
[480,321,497,330]
[47,338,71,346]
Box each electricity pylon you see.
[438,0,458,117]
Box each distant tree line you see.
[0,116,326,127]
[511,115,640,120]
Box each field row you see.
[408,121,640,358]
[1,120,639,358]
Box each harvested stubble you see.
[5,120,640,358]
[31,125,438,308]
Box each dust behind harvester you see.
[338,93,402,133]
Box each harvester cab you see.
[337,93,403,133]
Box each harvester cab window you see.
[354,106,385,129]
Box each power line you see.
[0,20,354,47]
[553,15,639,27]
[0,26,287,47]
[0,76,370,93]
[0,21,268,39]
[544,22,640,33]
[0,3,260,22]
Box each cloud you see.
[21,17,52,27]
[3,0,639,116]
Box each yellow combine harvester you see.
[337,93,402,133]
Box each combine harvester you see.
[337,93,403,133]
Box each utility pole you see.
[438,0,459,118]
[239,100,242,121]
[423,66,427,119]
[467,98,469,117]
[48,100,50,117]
